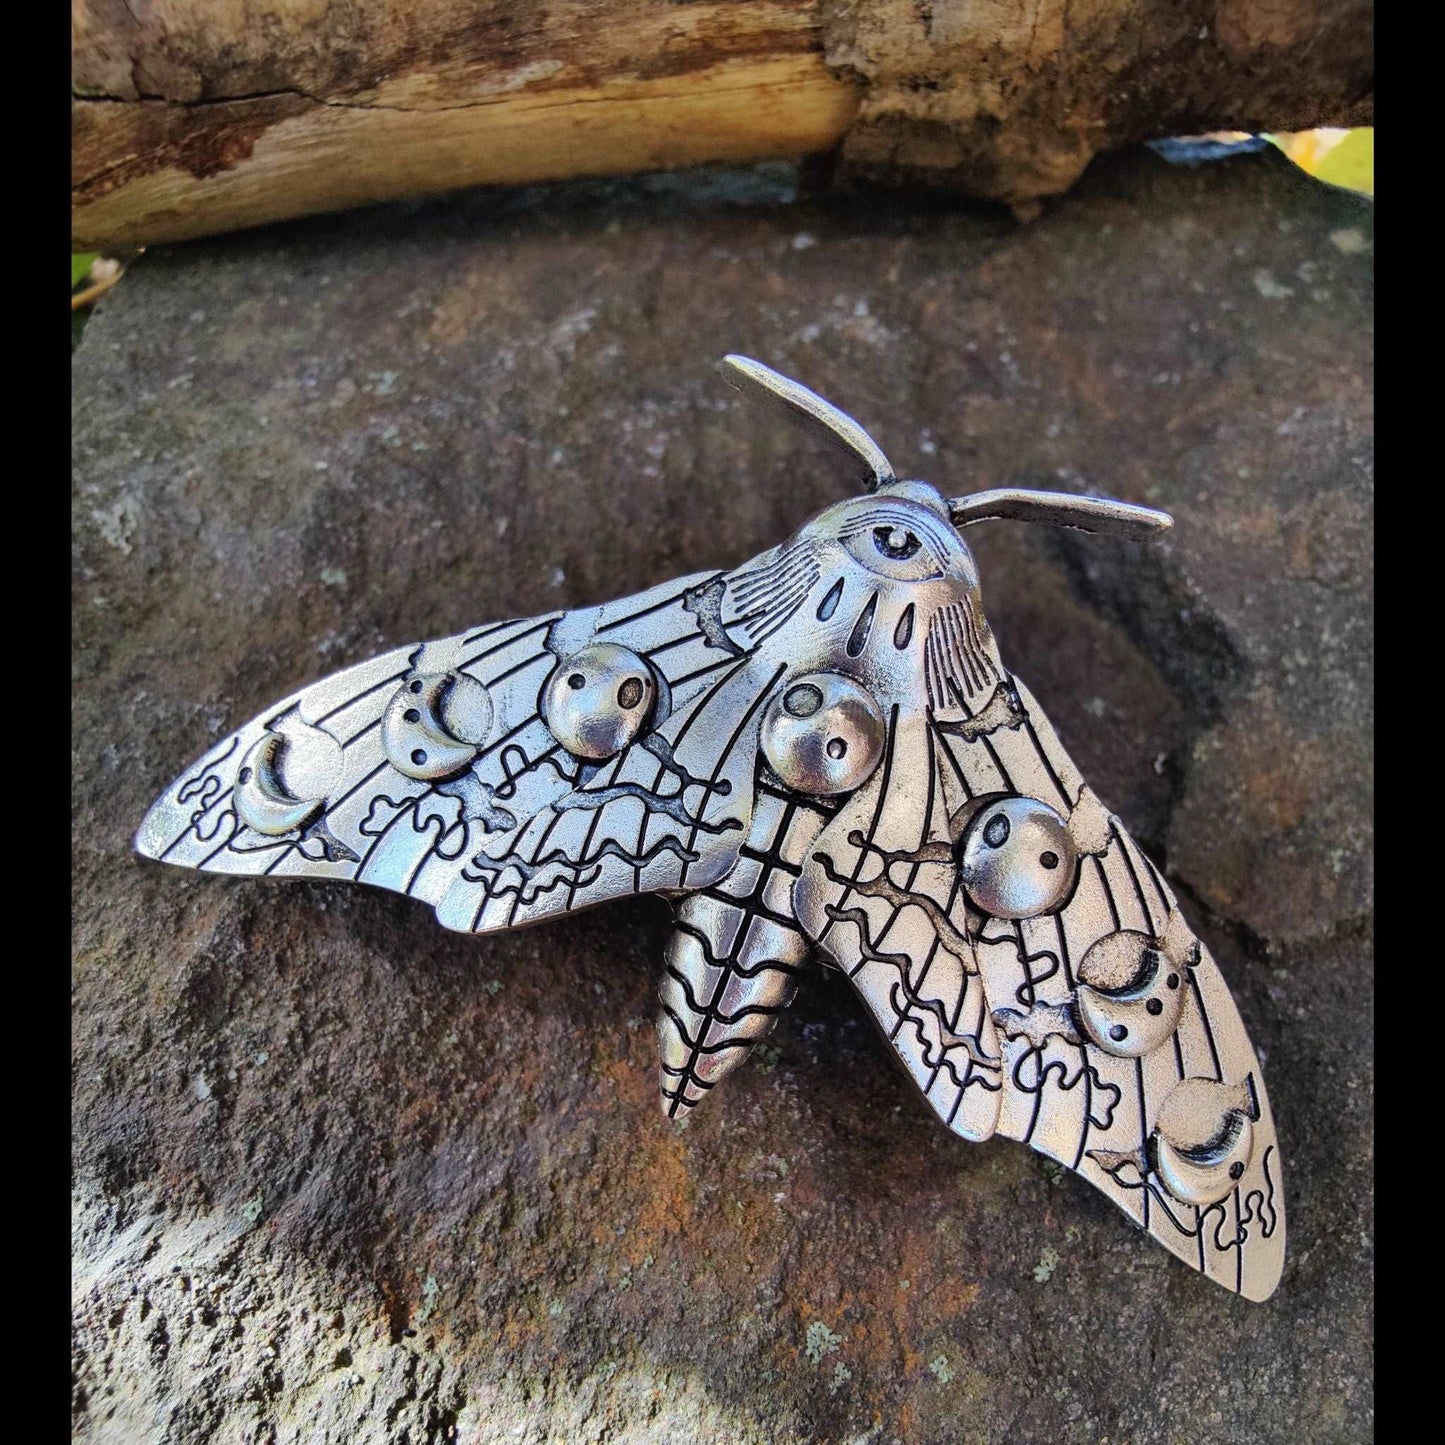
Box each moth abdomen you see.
[655,778,835,1116]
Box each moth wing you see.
[792,708,1008,1145]
[137,569,781,934]
[956,675,1284,1300]
[796,678,1285,1301]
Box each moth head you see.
[720,355,1173,707]
[732,480,988,711]
[791,482,981,599]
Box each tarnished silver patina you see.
[136,357,1285,1301]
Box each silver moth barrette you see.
[137,356,1284,1301]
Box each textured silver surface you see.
[136,356,1285,1301]
[539,641,659,761]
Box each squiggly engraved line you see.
[670,918,807,981]
[176,736,239,800]
[169,737,242,847]
[358,793,469,864]
[191,801,236,845]
[462,835,699,904]
[825,904,999,1074]
[977,927,1063,1008]
[494,743,584,799]
[1012,1044,1121,1131]
[816,843,977,969]
[1089,1145,1277,1258]
[885,988,1003,1095]
[554,781,742,833]
[639,733,733,799]
[1252,1145,1280,1239]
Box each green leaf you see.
[72,252,98,289]
[1311,128,1373,197]
[1266,128,1373,198]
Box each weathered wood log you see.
[72,0,1372,248]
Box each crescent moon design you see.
[382,672,494,781]
[1074,930,1188,1058]
[1149,1077,1257,1208]
[234,733,326,836]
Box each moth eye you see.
[841,518,942,580]
[873,526,921,561]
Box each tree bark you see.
[72,0,1372,248]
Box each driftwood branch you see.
[72,0,1372,248]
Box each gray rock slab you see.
[73,149,1372,1444]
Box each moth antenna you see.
[946,488,1173,540]
[720,354,896,492]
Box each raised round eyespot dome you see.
[542,642,658,760]
[760,671,886,796]
[956,795,1077,919]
